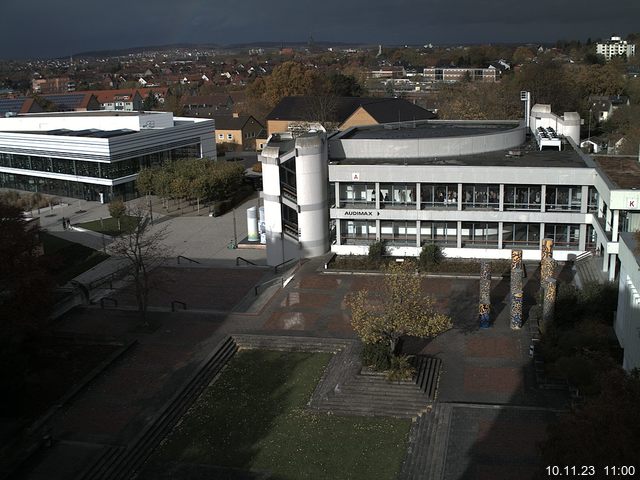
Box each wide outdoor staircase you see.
[232,334,351,353]
[399,402,453,480]
[77,336,239,480]
[574,252,608,286]
[312,355,442,420]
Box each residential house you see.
[266,96,436,136]
[183,94,234,117]
[214,114,264,151]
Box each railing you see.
[177,255,200,265]
[89,265,130,290]
[236,257,257,266]
[254,276,283,296]
[575,251,593,262]
[274,258,297,274]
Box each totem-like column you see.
[510,266,524,329]
[542,278,557,328]
[541,238,553,261]
[541,257,557,286]
[511,249,523,271]
[510,292,523,329]
[479,261,491,328]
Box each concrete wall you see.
[615,233,640,371]
[330,124,525,159]
[295,133,330,258]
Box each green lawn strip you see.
[41,232,109,284]
[75,215,139,236]
[151,350,411,480]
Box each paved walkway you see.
[8,192,571,480]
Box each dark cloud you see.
[1,0,638,59]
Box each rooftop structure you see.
[0,111,215,202]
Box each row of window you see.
[0,172,140,202]
[0,144,200,180]
[336,183,598,212]
[339,220,588,249]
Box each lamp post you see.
[588,108,592,143]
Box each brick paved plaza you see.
[15,257,567,479]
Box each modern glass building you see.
[0,111,215,202]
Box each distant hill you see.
[72,40,367,58]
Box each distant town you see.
[1,31,639,480]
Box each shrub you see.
[419,243,445,271]
[368,239,387,263]
[386,355,416,381]
[361,342,391,371]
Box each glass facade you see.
[504,185,542,210]
[0,142,201,201]
[380,183,416,208]
[420,222,457,246]
[502,223,541,248]
[339,183,376,208]
[545,186,582,211]
[380,220,416,245]
[340,220,377,244]
[463,184,499,209]
[544,224,580,249]
[461,222,499,247]
[420,184,457,208]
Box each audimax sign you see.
[344,210,380,217]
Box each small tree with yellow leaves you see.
[347,260,452,355]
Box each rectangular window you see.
[340,220,377,245]
[380,183,416,208]
[227,133,233,140]
[588,187,598,213]
[502,223,540,248]
[380,220,416,246]
[420,183,458,209]
[218,133,224,139]
[420,222,457,246]
[544,224,580,249]
[461,222,499,247]
[545,186,581,211]
[462,184,500,209]
[339,183,377,208]
[504,185,542,210]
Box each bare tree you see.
[110,206,171,323]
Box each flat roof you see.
[594,156,640,189]
[12,111,158,118]
[339,121,518,140]
[330,137,589,168]
[8,128,136,138]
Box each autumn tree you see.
[110,207,170,323]
[248,61,320,108]
[347,260,452,355]
[108,197,126,231]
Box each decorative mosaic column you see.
[511,249,523,271]
[479,261,491,328]
[541,238,553,261]
[510,291,523,329]
[510,266,524,329]
[542,278,557,327]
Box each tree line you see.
[136,159,245,211]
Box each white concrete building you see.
[260,104,640,286]
[596,36,636,61]
[615,233,640,371]
[0,111,215,202]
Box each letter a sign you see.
[352,172,360,181]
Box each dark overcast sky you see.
[1,0,638,59]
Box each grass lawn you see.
[41,232,109,284]
[146,350,411,480]
[75,215,139,236]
